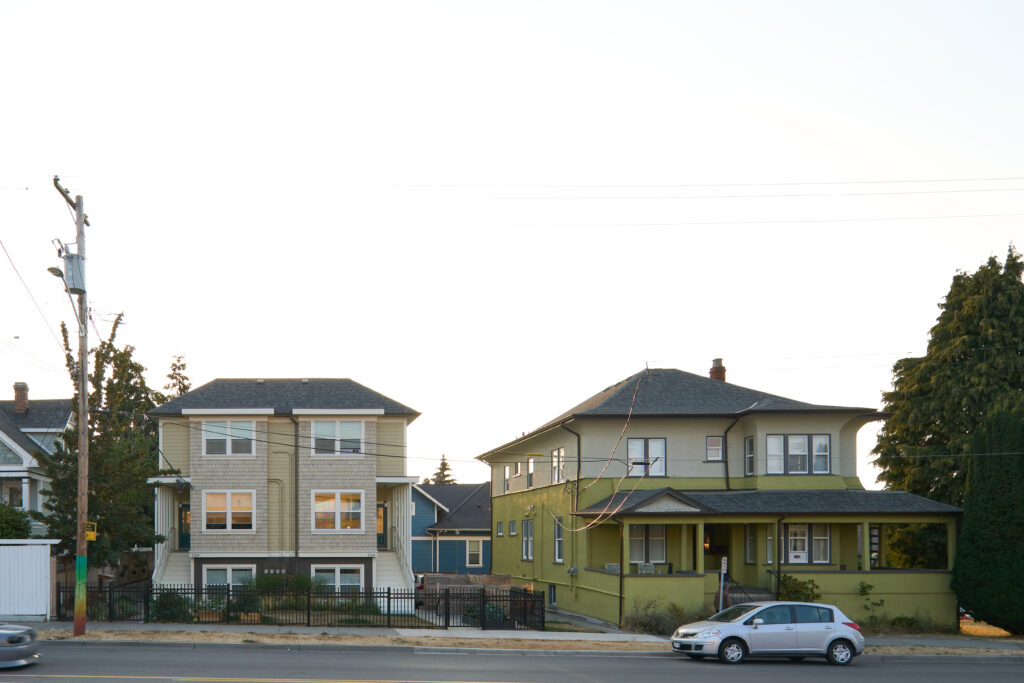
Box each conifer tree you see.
[430,454,456,484]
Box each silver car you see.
[671,601,865,665]
[0,623,39,669]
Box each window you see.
[466,540,482,567]
[788,435,808,473]
[766,524,774,564]
[766,434,831,475]
[756,605,793,625]
[312,565,362,592]
[551,447,565,484]
[502,465,510,493]
[521,520,533,560]
[744,436,755,476]
[203,565,254,587]
[628,524,666,564]
[744,525,755,564]
[513,461,521,476]
[794,604,834,623]
[548,584,556,606]
[812,435,831,473]
[553,518,563,563]
[203,421,254,456]
[496,521,503,537]
[526,458,534,488]
[410,501,416,516]
[311,491,363,532]
[706,436,723,461]
[766,435,784,474]
[509,520,516,536]
[783,524,831,564]
[626,438,666,477]
[312,421,363,455]
[204,491,253,531]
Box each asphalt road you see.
[0,642,1021,683]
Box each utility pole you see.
[52,176,89,636]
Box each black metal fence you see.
[55,583,545,630]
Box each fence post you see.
[479,588,487,630]
[144,585,150,623]
[56,582,62,619]
[108,584,114,621]
[443,588,450,629]
[225,585,231,624]
[538,590,545,631]
[306,585,311,626]
[387,587,392,628]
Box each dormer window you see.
[203,421,254,456]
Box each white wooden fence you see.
[0,540,58,621]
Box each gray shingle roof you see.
[480,368,879,459]
[0,410,47,457]
[0,398,73,430]
[576,488,961,517]
[149,379,419,420]
[422,483,491,531]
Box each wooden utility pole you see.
[53,176,89,636]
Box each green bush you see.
[0,504,31,538]
[777,574,821,602]
[150,591,193,622]
[624,599,713,636]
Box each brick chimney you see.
[13,382,28,415]
[709,358,726,382]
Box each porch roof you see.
[575,487,962,517]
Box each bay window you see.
[766,434,831,475]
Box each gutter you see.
[775,515,785,599]
[721,416,741,491]
[559,421,582,514]
[614,516,624,628]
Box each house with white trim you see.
[411,483,491,574]
[147,378,419,592]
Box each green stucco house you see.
[478,362,960,627]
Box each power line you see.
[0,237,66,355]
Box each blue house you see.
[412,483,491,574]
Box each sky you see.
[2,1,1023,487]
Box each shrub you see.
[777,574,821,602]
[150,591,193,623]
[624,599,713,636]
[0,503,31,538]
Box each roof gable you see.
[428,483,491,531]
[0,398,72,431]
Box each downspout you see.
[561,421,582,593]
[775,515,785,599]
[615,516,624,628]
[290,416,300,572]
[721,417,740,491]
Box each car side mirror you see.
[751,618,764,629]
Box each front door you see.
[178,503,191,550]
[376,502,387,549]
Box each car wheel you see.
[826,639,854,666]
[685,654,705,661]
[718,637,747,664]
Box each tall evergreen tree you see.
[430,454,456,484]
[31,315,187,566]
[951,408,1024,635]
[873,246,1024,507]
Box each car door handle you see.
[784,626,795,630]
[825,625,834,630]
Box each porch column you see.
[946,520,957,570]
[20,478,30,511]
[861,521,870,572]
[696,521,705,575]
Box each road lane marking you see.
[0,675,543,683]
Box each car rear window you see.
[793,605,834,623]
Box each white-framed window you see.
[526,457,534,488]
[203,564,255,587]
[203,490,254,531]
[553,518,563,563]
[706,436,723,461]
[788,435,808,474]
[311,490,363,532]
[766,524,774,564]
[312,565,363,592]
[787,523,809,563]
[628,524,666,564]
[509,520,516,536]
[744,524,755,564]
[513,461,521,476]
[521,519,533,560]
[502,465,510,493]
[626,438,666,477]
[812,435,831,473]
[410,501,416,516]
[466,540,482,567]
[766,435,784,474]
[744,436,755,476]
[551,447,565,484]
[812,523,830,563]
[312,420,363,455]
[202,421,254,456]
[496,521,503,537]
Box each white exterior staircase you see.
[155,551,191,585]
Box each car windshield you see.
[708,603,762,622]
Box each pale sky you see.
[2,1,1022,487]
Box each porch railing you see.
[54,583,545,630]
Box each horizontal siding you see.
[375,419,405,477]
[161,419,191,474]
[411,539,433,573]
[267,419,295,552]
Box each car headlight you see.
[696,628,721,638]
